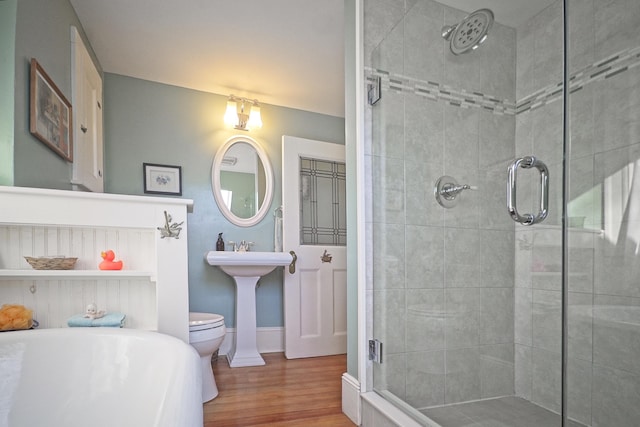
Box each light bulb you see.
[224,99,237,126]
[248,104,262,129]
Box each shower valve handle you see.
[434,176,476,209]
[440,183,477,199]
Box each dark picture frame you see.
[29,58,73,162]
[143,163,182,196]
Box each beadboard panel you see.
[0,224,157,329]
[0,279,156,330]
[0,225,155,271]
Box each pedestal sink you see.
[205,251,293,367]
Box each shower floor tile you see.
[421,396,586,427]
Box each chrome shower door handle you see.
[507,156,549,226]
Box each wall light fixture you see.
[223,95,263,131]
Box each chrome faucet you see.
[238,240,248,252]
[228,240,254,252]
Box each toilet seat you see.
[189,312,224,331]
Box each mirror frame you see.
[212,135,274,227]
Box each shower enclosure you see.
[364,0,640,425]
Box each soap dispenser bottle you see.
[216,233,225,251]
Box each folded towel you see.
[67,312,126,328]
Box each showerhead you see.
[442,8,494,55]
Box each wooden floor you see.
[204,352,356,427]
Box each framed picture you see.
[143,163,182,196]
[29,58,73,162]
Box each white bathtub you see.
[0,328,203,427]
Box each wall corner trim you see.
[342,373,361,425]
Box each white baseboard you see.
[218,327,284,356]
[342,373,361,425]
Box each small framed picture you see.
[29,58,73,162]
[143,163,182,196]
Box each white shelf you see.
[0,186,192,342]
[0,269,155,281]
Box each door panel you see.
[282,135,346,359]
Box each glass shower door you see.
[566,0,640,425]
[365,0,566,426]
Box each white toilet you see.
[189,312,226,403]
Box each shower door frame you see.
[560,1,569,424]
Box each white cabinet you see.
[0,186,193,342]
[71,27,103,192]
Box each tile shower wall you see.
[366,0,517,409]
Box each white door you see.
[282,136,347,359]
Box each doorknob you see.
[289,250,297,274]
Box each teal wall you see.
[12,0,97,189]
[0,0,17,186]
[104,73,345,327]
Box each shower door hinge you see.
[369,339,383,363]
[368,76,381,106]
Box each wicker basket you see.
[24,256,78,270]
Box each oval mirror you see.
[212,135,274,227]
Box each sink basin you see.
[205,251,292,277]
[204,250,293,367]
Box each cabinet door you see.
[71,27,104,192]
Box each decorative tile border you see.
[517,45,640,114]
[365,68,516,115]
[571,44,640,88]
[366,45,640,116]
[515,82,564,114]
